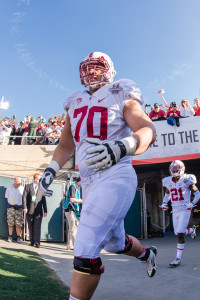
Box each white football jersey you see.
[63,79,143,177]
[162,174,196,210]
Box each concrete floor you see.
[1,233,200,300]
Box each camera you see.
[145,104,151,107]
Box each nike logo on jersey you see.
[98,97,107,103]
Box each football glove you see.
[39,161,60,196]
[185,202,196,210]
[159,203,169,211]
[85,136,137,172]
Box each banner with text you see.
[133,116,200,165]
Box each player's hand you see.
[39,168,56,196]
[185,202,196,210]
[159,203,169,210]
[85,138,124,172]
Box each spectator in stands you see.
[0,117,12,145]
[5,177,24,243]
[45,121,61,145]
[58,113,66,128]
[27,116,43,145]
[193,98,200,116]
[149,103,166,121]
[34,121,47,145]
[144,104,153,116]
[159,95,176,112]
[9,123,17,145]
[15,121,25,145]
[166,102,180,127]
[180,99,195,117]
[21,115,31,145]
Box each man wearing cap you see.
[63,177,82,250]
[148,103,166,121]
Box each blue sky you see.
[0,0,200,123]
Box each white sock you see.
[176,243,185,259]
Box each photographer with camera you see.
[0,117,12,145]
[166,102,180,127]
[148,103,166,121]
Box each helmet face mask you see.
[169,160,185,178]
[79,52,116,89]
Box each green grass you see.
[0,247,70,300]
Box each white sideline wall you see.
[0,145,74,177]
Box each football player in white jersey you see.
[161,160,200,268]
[40,52,157,300]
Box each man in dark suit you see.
[23,173,47,248]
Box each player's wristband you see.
[119,135,138,156]
[48,160,60,174]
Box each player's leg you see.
[70,259,103,300]
[169,210,181,267]
[170,210,190,267]
[185,225,197,239]
[123,235,157,277]
[105,229,157,277]
[70,164,137,299]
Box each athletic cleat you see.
[169,257,181,268]
[140,246,158,277]
[191,225,196,239]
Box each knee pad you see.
[117,234,133,254]
[73,257,104,275]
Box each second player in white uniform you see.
[161,160,200,267]
[40,52,157,300]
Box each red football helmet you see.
[79,52,116,89]
[169,160,185,177]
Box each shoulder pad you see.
[162,176,169,186]
[63,91,84,111]
[183,174,197,185]
[119,79,144,104]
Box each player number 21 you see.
[170,188,184,201]
[73,106,108,142]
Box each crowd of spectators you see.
[0,96,199,145]
[145,96,200,127]
[0,113,66,145]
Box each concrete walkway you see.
[1,234,200,300]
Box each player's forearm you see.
[52,142,75,169]
[133,126,156,155]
